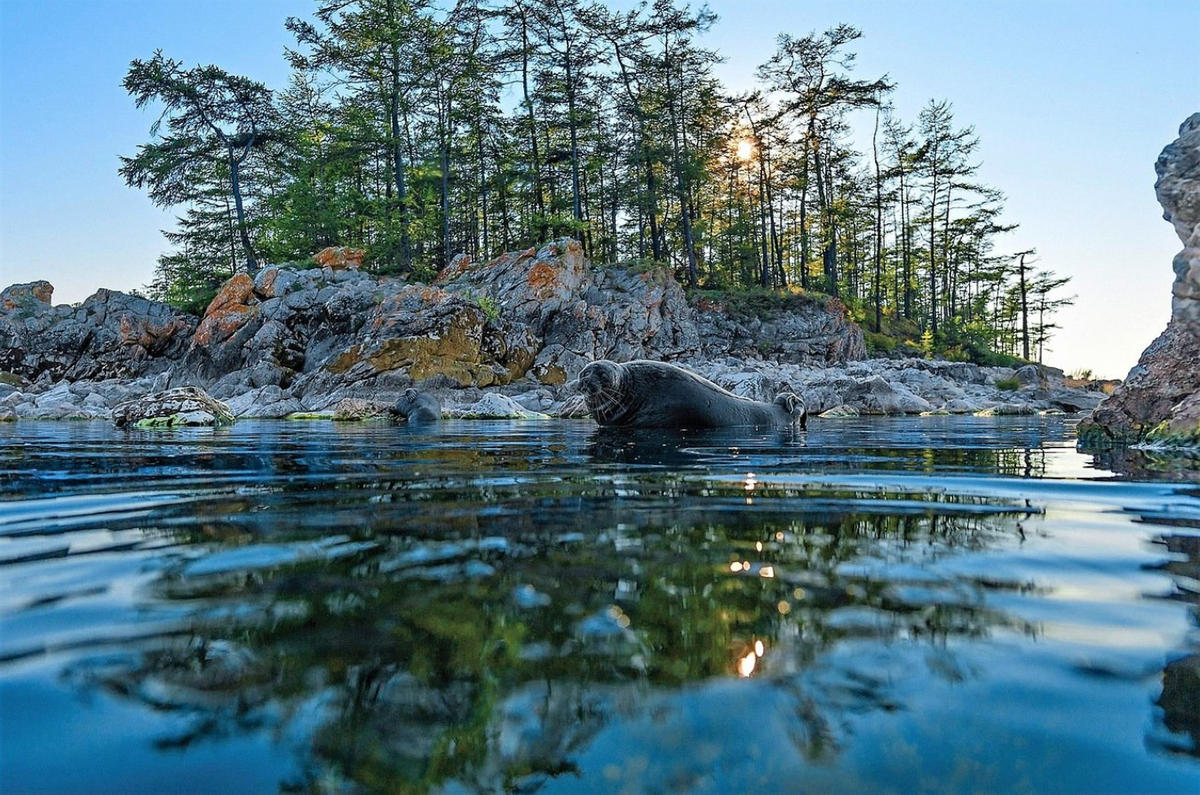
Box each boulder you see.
[975,404,1038,417]
[448,393,551,420]
[820,404,860,418]
[1080,114,1200,443]
[843,375,932,415]
[1,281,54,311]
[313,246,366,270]
[331,398,394,421]
[112,386,234,428]
[224,386,307,419]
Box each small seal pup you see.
[576,359,806,430]
[391,388,442,423]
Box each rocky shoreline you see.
[1,238,1105,426]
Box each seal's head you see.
[774,392,808,429]
[577,360,625,420]
[394,388,420,413]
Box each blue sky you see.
[1,0,1197,378]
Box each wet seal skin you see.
[576,359,807,430]
[391,388,442,423]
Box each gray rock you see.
[844,375,932,415]
[1080,115,1200,441]
[112,387,234,428]
[0,287,196,383]
[224,386,307,418]
[820,404,860,418]
[449,393,551,419]
[975,403,1038,417]
[331,398,393,421]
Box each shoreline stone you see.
[112,387,234,428]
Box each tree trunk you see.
[872,105,883,333]
[519,7,546,235]
[228,147,257,271]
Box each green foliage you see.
[864,330,897,356]
[920,329,935,358]
[689,286,826,322]
[995,376,1020,391]
[124,2,1073,365]
[472,293,501,323]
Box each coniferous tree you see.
[121,51,280,275]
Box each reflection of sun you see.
[736,138,754,162]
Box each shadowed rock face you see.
[1080,114,1200,443]
[0,283,196,383]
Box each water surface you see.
[1,417,1198,794]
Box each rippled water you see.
[1,417,1198,794]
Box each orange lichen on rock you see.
[325,346,362,375]
[255,267,281,298]
[435,253,473,283]
[1,281,54,311]
[313,246,366,270]
[526,262,560,294]
[193,274,258,346]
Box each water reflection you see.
[1,418,1198,794]
[38,487,1041,792]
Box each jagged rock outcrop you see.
[0,282,195,384]
[692,294,866,364]
[2,236,1105,421]
[1080,114,1200,443]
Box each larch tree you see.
[120,50,279,274]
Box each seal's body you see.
[392,389,442,423]
[577,360,806,430]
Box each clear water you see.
[0,417,1197,795]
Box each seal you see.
[391,388,442,423]
[576,359,807,430]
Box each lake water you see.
[1,417,1198,794]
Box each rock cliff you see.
[1080,113,1200,443]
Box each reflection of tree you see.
[77,476,1042,794]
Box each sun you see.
[736,138,755,162]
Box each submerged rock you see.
[112,387,234,428]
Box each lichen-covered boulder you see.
[313,246,366,270]
[112,386,234,428]
[1,281,54,311]
[448,393,551,420]
[331,397,393,421]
